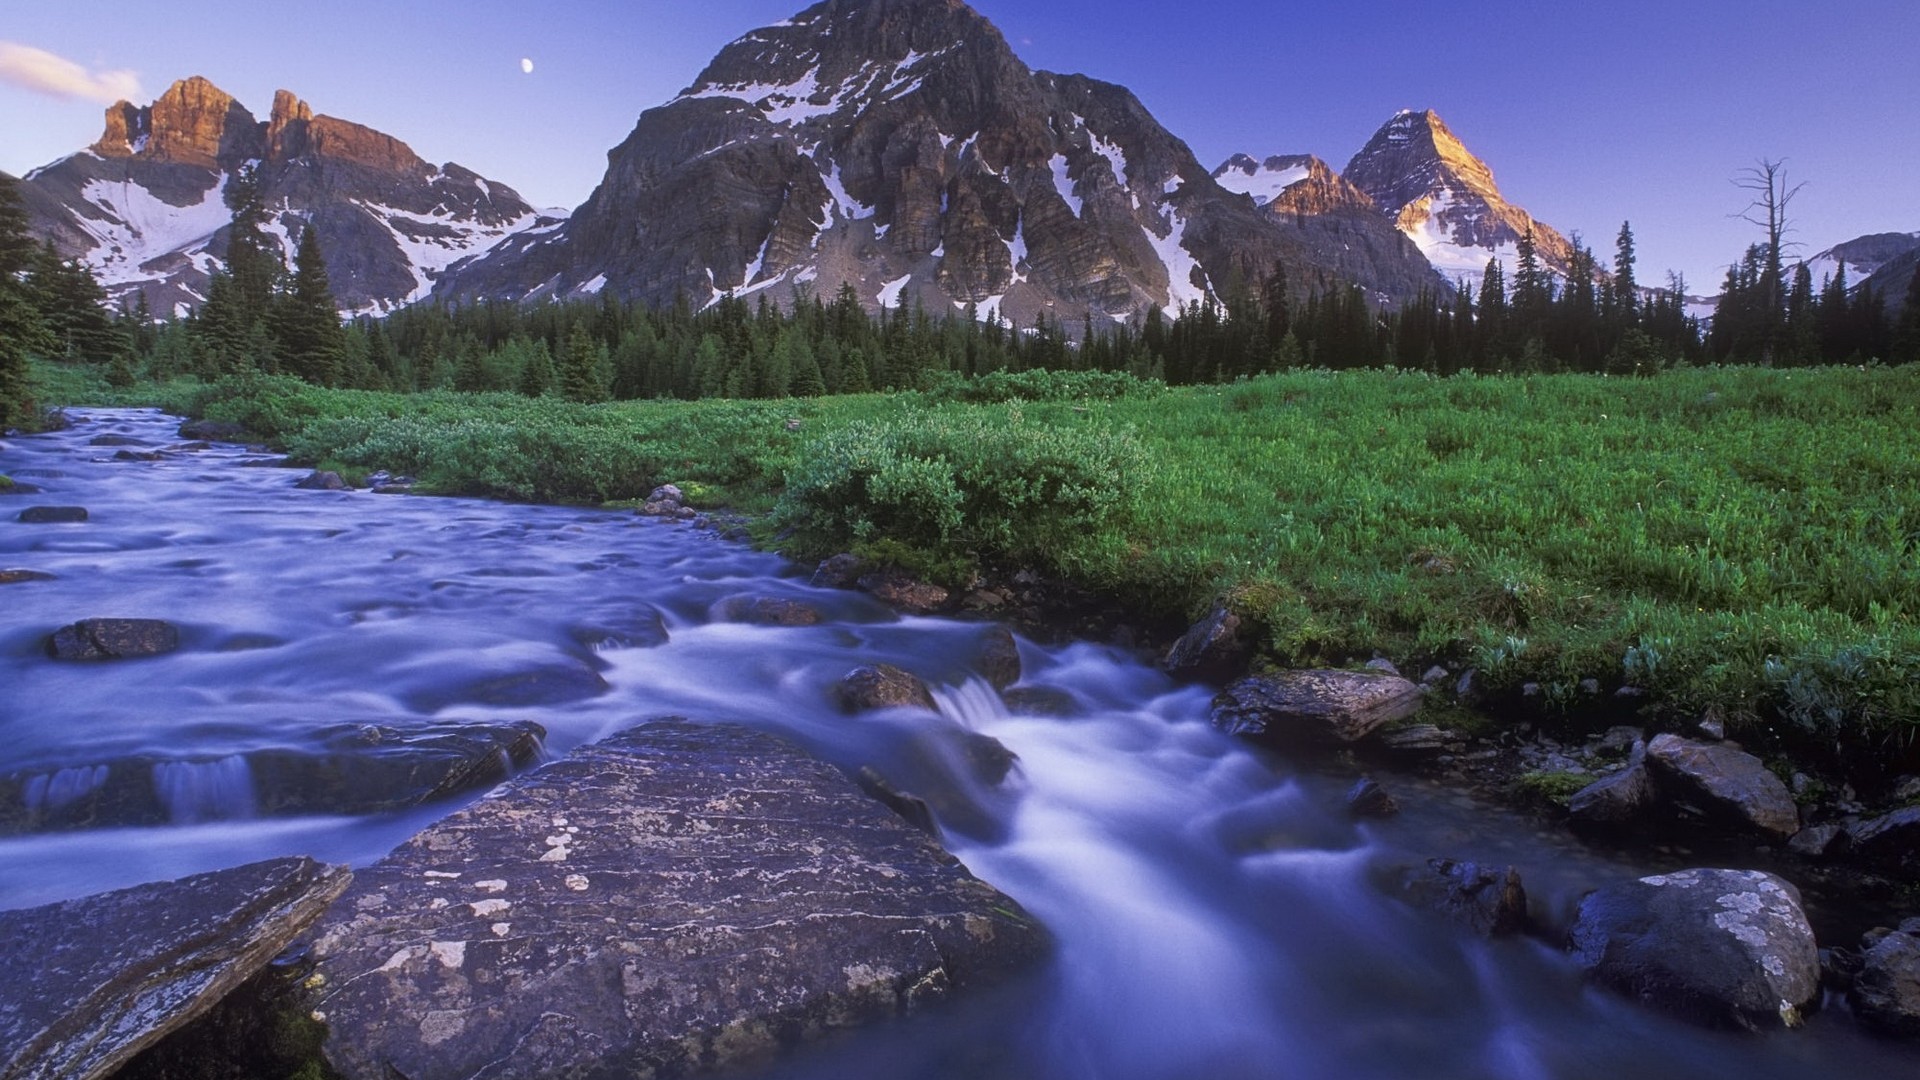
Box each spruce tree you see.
[1894,269,1920,364]
[560,323,608,402]
[1611,221,1638,324]
[274,227,347,385]
[0,175,52,427]
[517,340,554,396]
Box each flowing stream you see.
[1,408,1913,1080]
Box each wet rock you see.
[1392,858,1526,937]
[1849,806,1920,862]
[305,721,1047,1080]
[0,479,43,495]
[1211,669,1424,746]
[1346,777,1398,818]
[1569,868,1820,1029]
[857,766,937,835]
[1421,665,1449,686]
[811,552,870,590]
[568,607,670,652]
[1162,606,1244,678]
[836,663,937,712]
[177,419,249,442]
[1374,723,1457,757]
[647,483,684,505]
[1000,685,1081,717]
[1645,734,1800,839]
[405,663,609,713]
[46,618,181,660]
[1568,761,1660,831]
[169,440,214,452]
[858,568,950,615]
[89,434,148,447]
[716,594,825,627]
[1365,658,1401,677]
[0,568,56,584]
[0,721,546,835]
[294,470,347,491]
[976,626,1022,690]
[1852,924,1920,1036]
[1787,822,1847,860]
[1454,668,1484,705]
[0,856,351,1080]
[111,448,165,462]
[960,732,1019,786]
[17,505,88,523]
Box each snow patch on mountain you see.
[1214,158,1311,207]
[71,174,232,285]
[359,201,545,306]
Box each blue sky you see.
[3,0,1916,292]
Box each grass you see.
[29,359,1920,775]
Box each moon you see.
[520,58,534,75]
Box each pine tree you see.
[517,340,554,396]
[1894,270,1920,364]
[1611,221,1638,325]
[274,227,347,385]
[559,323,607,402]
[193,163,283,372]
[27,241,119,362]
[0,176,52,427]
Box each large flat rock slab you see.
[0,856,351,1080]
[308,720,1048,1080]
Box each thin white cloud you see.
[0,41,140,105]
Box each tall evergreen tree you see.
[273,227,347,385]
[560,323,608,402]
[1611,221,1638,324]
[0,175,50,429]
[1894,270,1920,364]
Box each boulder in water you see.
[836,663,937,712]
[17,505,88,523]
[976,626,1022,689]
[1644,734,1799,839]
[177,419,248,442]
[1852,921,1920,1036]
[0,856,350,1080]
[294,470,348,491]
[1346,777,1399,818]
[46,618,181,661]
[1392,858,1526,937]
[1568,760,1660,832]
[811,552,869,590]
[716,594,825,627]
[305,720,1047,1080]
[1211,669,1424,746]
[568,606,671,652]
[0,569,56,585]
[404,662,609,713]
[1569,868,1820,1029]
[858,568,950,614]
[88,434,147,447]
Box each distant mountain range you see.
[13,0,1912,320]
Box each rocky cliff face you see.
[21,78,561,316]
[437,0,1440,319]
[1343,109,1572,290]
[1801,230,1920,291]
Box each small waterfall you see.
[929,677,1011,730]
[152,756,259,824]
[22,764,111,812]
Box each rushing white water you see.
[2,408,1913,1079]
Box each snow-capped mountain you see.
[20,77,562,316]
[1797,231,1920,290]
[436,0,1440,320]
[1342,109,1573,291]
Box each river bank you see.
[5,404,1920,1076]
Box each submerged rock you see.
[17,505,88,523]
[46,618,181,661]
[1346,777,1399,818]
[837,663,937,712]
[306,720,1047,1080]
[0,569,56,585]
[1852,922,1920,1036]
[568,606,671,652]
[716,594,825,627]
[0,856,351,1080]
[1569,868,1820,1030]
[1390,858,1526,937]
[177,419,248,442]
[1644,734,1799,839]
[1211,669,1424,746]
[404,662,609,713]
[0,720,547,834]
[976,627,1022,690]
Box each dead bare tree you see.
[1732,158,1806,366]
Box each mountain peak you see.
[93,75,262,167]
[1343,108,1570,284]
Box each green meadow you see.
[40,360,1920,772]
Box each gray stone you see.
[1569,762,1660,831]
[1853,927,1920,1036]
[306,721,1047,1080]
[1849,806,1920,861]
[976,627,1022,690]
[568,607,670,652]
[1786,822,1846,860]
[1162,606,1243,677]
[1364,657,1401,677]
[837,663,937,712]
[1645,734,1800,839]
[89,434,147,447]
[1569,868,1820,1030]
[0,720,547,835]
[1375,723,1456,756]
[1454,668,1484,704]
[1345,777,1398,818]
[404,663,609,713]
[811,553,869,590]
[858,569,950,615]
[294,470,347,491]
[1212,669,1424,746]
[17,506,88,523]
[1000,686,1081,717]
[856,766,937,835]
[716,594,825,627]
[0,857,351,1080]
[177,419,248,442]
[46,618,181,661]
[1421,665,1449,685]
[646,483,684,506]
[0,569,56,585]
[1392,858,1526,937]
